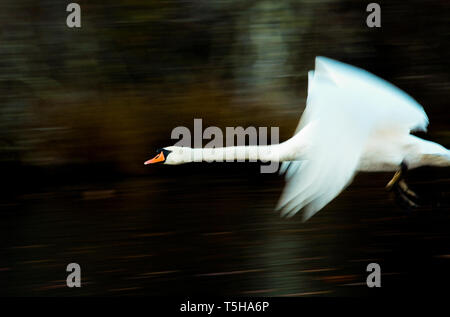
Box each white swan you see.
[145,57,450,221]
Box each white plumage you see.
[277,56,448,221]
[146,57,450,221]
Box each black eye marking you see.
[155,148,171,159]
[161,149,172,157]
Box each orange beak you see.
[144,151,165,165]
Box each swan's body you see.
[146,57,450,221]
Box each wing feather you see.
[277,57,429,221]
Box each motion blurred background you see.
[0,0,449,296]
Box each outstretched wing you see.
[277,56,428,221]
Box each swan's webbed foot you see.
[386,162,420,209]
[394,179,419,208]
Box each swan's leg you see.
[385,162,407,191]
[386,162,419,208]
[385,169,402,190]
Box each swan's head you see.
[144,146,191,165]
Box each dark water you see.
[0,164,449,296]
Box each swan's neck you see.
[189,144,284,163]
[184,123,313,164]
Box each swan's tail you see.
[421,151,450,167]
[409,136,450,168]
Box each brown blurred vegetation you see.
[0,0,449,179]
